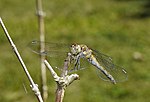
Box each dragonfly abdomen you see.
[88,55,116,84]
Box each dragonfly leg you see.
[74,55,81,70]
[68,54,81,72]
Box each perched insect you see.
[28,40,127,84]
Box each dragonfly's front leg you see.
[68,54,80,72]
[74,55,81,71]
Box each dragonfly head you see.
[70,43,81,55]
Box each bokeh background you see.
[0,0,150,102]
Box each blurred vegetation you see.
[0,0,150,102]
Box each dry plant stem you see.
[0,17,43,102]
[55,56,70,102]
[44,57,79,102]
[44,60,64,102]
[36,0,47,101]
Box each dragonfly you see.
[28,40,127,84]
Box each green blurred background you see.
[0,0,150,102]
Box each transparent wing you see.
[28,40,70,70]
[92,50,128,82]
[92,49,113,63]
[28,40,69,57]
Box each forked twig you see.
[44,54,79,102]
[0,17,43,102]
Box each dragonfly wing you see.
[28,40,73,71]
[28,40,69,57]
[96,64,127,82]
[92,50,128,82]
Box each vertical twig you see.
[35,0,48,101]
[0,17,43,102]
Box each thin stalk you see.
[0,17,43,102]
[35,0,48,101]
